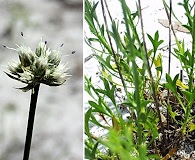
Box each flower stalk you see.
[23,84,40,160]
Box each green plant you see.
[85,0,195,159]
[162,0,195,137]
[85,0,164,159]
[3,34,70,160]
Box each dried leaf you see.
[176,79,189,89]
[162,147,177,160]
[112,115,121,132]
[158,19,190,33]
[189,122,195,132]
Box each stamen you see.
[71,51,76,54]
[2,45,17,51]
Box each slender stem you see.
[23,84,40,160]
[165,0,172,146]
[137,0,166,142]
[100,0,127,115]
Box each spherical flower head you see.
[5,38,70,92]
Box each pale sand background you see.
[0,0,83,160]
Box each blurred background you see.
[0,0,83,159]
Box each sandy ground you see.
[0,0,83,160]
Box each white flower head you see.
[4,38,70,92]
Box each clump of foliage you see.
[85,0,195,159]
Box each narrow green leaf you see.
[85,108,93,140]
[90,114,109,129]
[88,100,109,116]
[91,142,99,159]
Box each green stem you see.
[189,7,195,92]
[23,84,40,160]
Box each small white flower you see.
[18,71,34,83]
[48,50,61,66]
[35,56,48,74]
[8,60,21,75]
[51,63,70,84]
[35,39,47,57]
[17,45,35,66]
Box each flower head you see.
[5,38,70,91]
